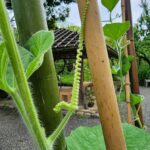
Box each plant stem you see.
[132,106,143,128]
[124,0,144,127]
[49,0,90,142]
[49,111,72,142]
[116,41,124,99]
[11,1,66,149]
[10,91,30,127]
[109,12,112,22]
[0,1,48,149]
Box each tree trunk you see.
[11,1,66,150]
[77,0,127,150]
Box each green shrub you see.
[138,62,150,85]
[55,59,92,85]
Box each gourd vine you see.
[0,0,89,149]
[49,0,90,142]
[53,0,89,114]
[103,1,144,128]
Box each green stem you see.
[109,12,112,22]
[132,106,143,128]
[49,0,90,142]
[116,39,143,128]
[0,1,48,149]
[116,41,124,99]
[10,90,30,127]
[11,1,66,149]
[49,111,72,142]
[10,91,44,146]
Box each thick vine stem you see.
[0,0,48,149]
[51,0,90,142]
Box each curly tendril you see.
[53,0,90,113]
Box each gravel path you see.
[0,86,149,150]
[0,108,99,150]
[141,87,150,129]
[0,108,36,150]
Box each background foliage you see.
[44,0,75,29]
[5,0,76,29]
[134,0,150,84]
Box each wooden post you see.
[124,0,144,127]
[77,1,127,149]
[121,0,132,124]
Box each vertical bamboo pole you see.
[124,0,144,127]
[77,0,127,149]
[121,0,132,124]
[11,1,66,149]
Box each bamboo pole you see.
[124,0,144,127]
[11,1,66,149]
[121,0,132,124]
[77,0,127,149]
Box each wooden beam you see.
[77,0,127,149]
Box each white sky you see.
[61,0,150,27]
[9,0,150,28]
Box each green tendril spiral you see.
[50,0,90,143]
[53,0,90,113]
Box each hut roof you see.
[52,28,117,60]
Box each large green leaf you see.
[0,42,8,79]
[67,125,105,150]
[101,0,119,12]
[6,62,15,87]
[18,45,34,71]
[111,64,120,75]
[105,36,116,49]
[122,55,133,75]
[2,45,33,88]
[0,30,54,94]
[130,93,144,106]
[4,45,33,88]
[103,22,130,41]
[0,41,9,90]
[25,30,54,56]
[0,31,54,91]
[117,91,126,102]
[0,41,32,89]
[67,124,150,150]
[25,30,54,78]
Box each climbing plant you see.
[0,0,89,149]
[101,0,144,127]
[66,1,147,150]
[0,0,146,150]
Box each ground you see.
[0,87,149,150]
[141,87,150,130]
